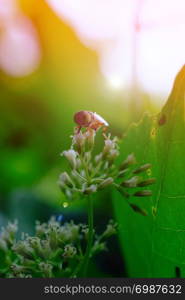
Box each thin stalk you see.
[113,183,131,206]
[71,195,94,278]
[80,153,91,183]
[81,195,94,277]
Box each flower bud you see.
[137,178,156,187]
[120,153,136,170]
[84,184,97,195]
[95,153,102,164]
[103,139,114,154]
[102,220,117,238]
[76,158,82,169]
[122,176,139,188]
[65,189,73,199]
[133,163,152,174]
[81,225,89,240]
[41,240,52,259]
[103,161,109,170]
[107,149,119,164]
[92,241,106,254]
[134,190,152,197]
[70,170,84,186]
[80,170,86,177]
[84,151,91,162]
[59,172,73,188]
[7,221,18,235]
[35,222,47,238]
[0,239,7,252]
[58,180,73,200]
[130,204,147,216]
[58,180,66,193]
[117,168,128,178]
[47,227,58,250]
[63,244,77,258]
[98,177,114,190]
[11,264,25,274]
[152,206,157,216]
[68,223,80,241]
[13,241,34,259]
[62,149,77,169]
[28,237,44,258]
[39,262,53,277]
[103,137,118,158]
[73,131,85,154]
[1,221,18,246]
[84,129,95,151]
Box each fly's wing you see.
[93,112,109,126]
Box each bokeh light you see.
[0,0,41,76]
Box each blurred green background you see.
[0,0,163,277]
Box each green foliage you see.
[0,218,117,278]
[113,66,185,277]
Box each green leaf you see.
[113,65,185,277]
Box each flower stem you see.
[81,195,94,277]
[71,195,94,278]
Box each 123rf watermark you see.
[43,284,182,296]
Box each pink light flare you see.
[0,0,41,77]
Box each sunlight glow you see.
[108,76,124,89]
[46,0,185,98]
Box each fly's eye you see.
[74,111,92,126]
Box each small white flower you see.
[84,129,95,150]
[122,176,139,188]
[98,177,114,190]
[72,131,86,153]
[62,149,78,169]
[94,153,102,164]
[102,221,117,238]
[84,184,97,195]
[59,172,73,188]
[63,244,77,258]
[0,239,7,252]
[120,153,136,170]
[108,149,119,161]
[103,136,118,156]
[65,189,73,199]
[104,139,114,153]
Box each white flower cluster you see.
[59,125,155,211]
[59,130,119,200]
[0,217,117,278]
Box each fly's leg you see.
[102,126,108,138]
